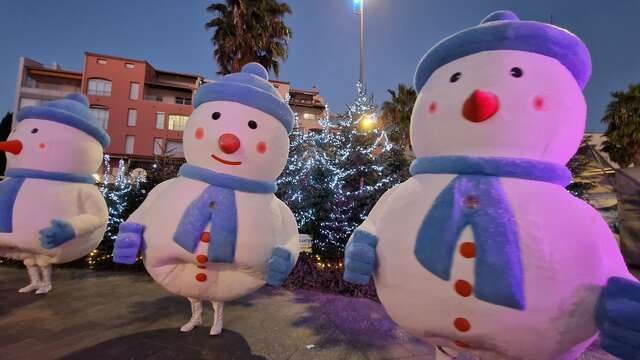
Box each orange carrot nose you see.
[0,140,23,155]
[462,89,500,123]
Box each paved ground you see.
[0,266,626,360]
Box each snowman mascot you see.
[0,93,109,294]
[343,11,640,360]
[113,63,300,336]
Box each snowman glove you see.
[113,222,145,265]
[39,219,76,249]
[595,276,640,360]
[343,229,378,285]
[266,246,294,287]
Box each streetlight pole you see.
[359,0,364,86]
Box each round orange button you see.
[200,232,210,243]
[196,255,208,263]
[460,242,476,258]
[454,317,471,332]
[195,273,207,282]
[454,340,471,348]
[454,280,473,297]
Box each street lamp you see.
[353,0,364,86]
[359,113,377,131]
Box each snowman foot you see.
[35,265,52,294]
[210,301,224,336]
[180,297,203,332]
[35,283,52,295]
[18,265,42,293]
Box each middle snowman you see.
[113,63,299,335]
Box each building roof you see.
[84,52,202,79]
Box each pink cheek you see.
[428,101,438,114]
[256,141,267,154]
[38,143,46,150]
[195,127,205,140]
[533,96,545,111]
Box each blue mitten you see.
[266,246,294,287]
[39,219,76,249]
[113,222,144,264]
[343,229,378,285]
[595,276,640,360]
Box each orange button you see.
[460,242,476,258]
[195,273,207,282]
[196,254,208,263]
[455,340,471,348]
[454,317,471,332]
[454,280,473,297]
[200,232,210,243]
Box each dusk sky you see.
[1,0,639,131]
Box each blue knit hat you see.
[194,63,295,133]
[414,10,592,92]
[16,93,110,148]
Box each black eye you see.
[510,67,523,78]
[450,72,462,83]
[31,128,39,134]
[212,112,221,120]
[248,120,258,129]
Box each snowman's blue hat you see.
[414,10,592,92]
[194,63,295,133]
[16,93,110,148]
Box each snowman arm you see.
[266,202,300,287]
[127,179,174,224]
[343,186,398,285]
[66,187,109,236]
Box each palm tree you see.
[380,84,417,150]
[205,0,292,76]
[601,84,640,167]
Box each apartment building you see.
[14,53,327,171]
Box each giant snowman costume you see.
[0,93,109,294]
[344,11,640,360]
[113,63,300,336]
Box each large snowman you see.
[0,93,109,294]
[113,63,299,336]
[344,11,640,360]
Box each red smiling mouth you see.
[211,154,242,166]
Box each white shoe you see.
[209,320,223,336]
[35,283,52,294]
[180,318,202,332]
[18,283,41,293]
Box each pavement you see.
[0,266,626,360]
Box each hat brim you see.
[414,20,592,92]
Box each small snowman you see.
[0,93,109,294]
[344,11,640,360]
[113,63,300,336]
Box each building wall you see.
[82,53,193,160]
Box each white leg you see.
[35,265,53,294]
[18,263,42,293]
[180,297,203,332]
[210,301,224,336]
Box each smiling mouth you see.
[211,154,242,166]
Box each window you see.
[125,63,135,69]
[90,106,109,129]
[129,82,140,100]
[168,115,189,131]
[175,97,192,105]
[153,138,164,155]
[19,98,40,109]
[303,113,316,120]
[155,112,165,129]
[97,58,107,65]
[127,109,137,126]
[87,78,112,96]
[125,136,135,154]
[166,140,184,158]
